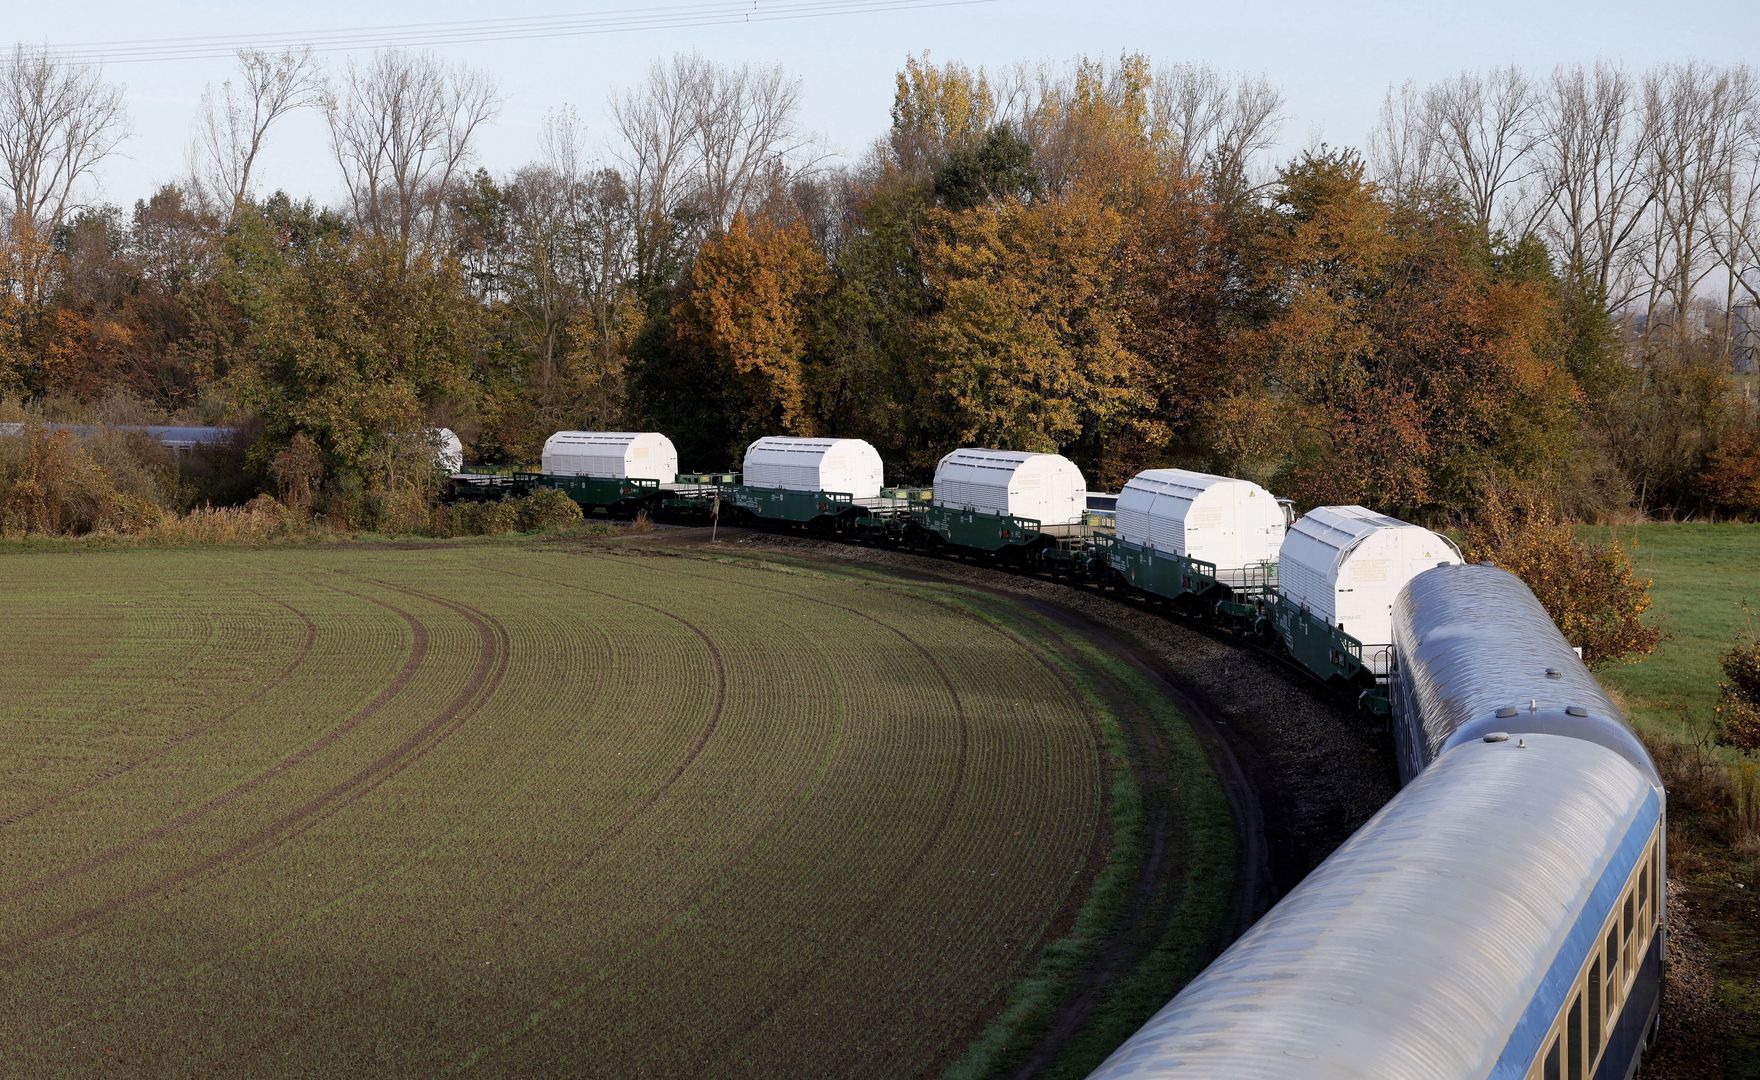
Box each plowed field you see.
[0,540,1228,1076]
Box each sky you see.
[8,0,1759,212]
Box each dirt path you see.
[582,526,1397,1074]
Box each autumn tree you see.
[889,54,997,178]
[1216,149,1584,516]
[1464,489,1662,668]
[664,208,827,460]
[220,204,481,516]
[1714,628,1760,750]
[918,182,1150,475]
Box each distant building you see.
[1736,302,1760,375]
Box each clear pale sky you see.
[9,0,1757,211]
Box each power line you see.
[9,0,999,66]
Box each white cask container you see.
[541,432,679,483]
[1278,505,1461,666]
[741,437,884,498]
[933,449,1087,526]
[1115,469,1285,583]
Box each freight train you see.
[451,430,1666,1080]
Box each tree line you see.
[3,47,1760,527]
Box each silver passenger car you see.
[1387,563,1659,787]
[1088,735,1662,1080]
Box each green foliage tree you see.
[221,205,481,520]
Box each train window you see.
[1623,889,1636,977]
[1567,995,1584,1080]
[1605,929,1619,1002]
[1589,958,1603,1067]
[1543,1037,1561,1080]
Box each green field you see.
[1583,524,1760,734]
[0,539,1229,1076]
[1581,523,1760,1076]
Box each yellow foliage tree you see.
[918,185,1150,469]
[674,210,828,446]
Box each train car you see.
[1389,563,1661,787]
[919,448,1088,553]
[1087,733,1663,1080]
[1109,469,1285,614]
[514,431,679,513]
[433,427,465,474]
[1273,506,1460,690]
[720,436,886,526]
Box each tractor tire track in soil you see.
[0,592,320,831]
[643,533,1312,1075]
[438,564,750,1071]
[661,549,1190,1073]
[601,557,988,1055]
[206,563,735,1076]
[448,556,978,1073]
[0,577,509,959]
[0,584,429,914]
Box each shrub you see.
[515,487,582,532]
[1464,489,1662,668]
[1716,632,1760,752]
[0,425,186,536]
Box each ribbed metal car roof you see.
[1390,564,1661,787]
[1087,734,1658,1080]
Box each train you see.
[449,430,1666,1080]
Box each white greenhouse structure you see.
[933,449,1088,526]
[1115,469,1286,584]
[541,432,679,483]
[1278,505,1462,673]
[742,437,885,498]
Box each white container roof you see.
[1088,733,1661,1080]
[742,437,884,498]
[933,448,1087,526]
[1116,468,1285,577]
[541,431,678,482]
[432,427,465,474]
[1278,505,1461,665]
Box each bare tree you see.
[1151,63,1283,198]
[612,53,811,288]
[688,60,807,231]
[1423,66,1543,235]
[1369,80,1438,204]
[325,49,498,254]
[195,48,323,218]
[1708,93,1760,318]
[1531,63,1660,306]
[613,54,707,288]
[1639,63,1758,336]
[0,45,127,238]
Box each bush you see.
[0,425,185,536]
[515,487,582,532]
[1717,632,1760,752]
[1464,488,1663,668]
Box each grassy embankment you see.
[1582,523,1760,1076]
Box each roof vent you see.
[1545,668,1562,679]
[1495,706,1518,719]
[1565,705,1589,717]
[1484,732,1511,743]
